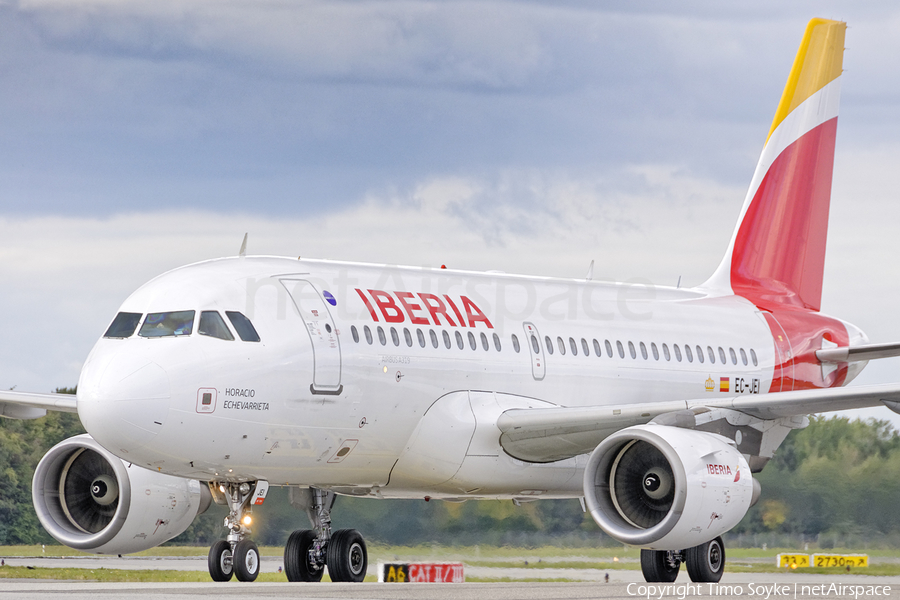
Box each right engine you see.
[32,434,211,555]
[583,424,757,550]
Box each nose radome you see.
[78,347,171,455]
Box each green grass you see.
[0,566,378,583]
[2,544,899,582]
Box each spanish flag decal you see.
[720,377,730,392]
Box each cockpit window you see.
[225,311,261,342]
[103,312,142,338]
[139,311,195,337]
[198,311,234,341]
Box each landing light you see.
[242,515,252,526]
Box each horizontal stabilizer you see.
[816,341,900,363]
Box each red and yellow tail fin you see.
[704,19,845,312]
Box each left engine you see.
[32,434,211,554]
[583,424,756,550]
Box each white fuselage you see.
[75,256,828,500]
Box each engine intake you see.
[33,434,210,554]
[583,424,754,550]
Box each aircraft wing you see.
[497,383,900,463]
[0,390,78,419]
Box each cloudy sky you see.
[2,1,900,423]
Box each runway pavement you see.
[2,579,900,600]
[2,555,900,599]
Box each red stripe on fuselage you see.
[763,309,849,392]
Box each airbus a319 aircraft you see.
[3,18,899,584]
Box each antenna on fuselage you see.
[238,233,248,258]
[585,260,594,281]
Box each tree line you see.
[1,393,898,548]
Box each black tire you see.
[641,549,680,582]
[686,536,725,583]
[234,539,261,582]
[285,529,324,582]
[208,540,234,582]
[326,529,367,582]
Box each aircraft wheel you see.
[285,529,324,582]
[641,549,680,582]
[326,528,367,582]
[686,536,725,583]
[208,540,234,582]
[233,539,261,582]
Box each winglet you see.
[702,19,845,312]
[238,233,248,258]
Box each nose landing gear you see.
[284,487,368,583]
[207,481,262,582]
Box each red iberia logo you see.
[720,377,729,392]
[355,289,494,329]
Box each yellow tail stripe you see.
[766,18,845,143]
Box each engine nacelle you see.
[583,424,754,550]
[33,434,211,554]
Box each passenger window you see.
[492,333,501,351]
[639,342,648,360]
[569,337,577,356]
[751,349,758,366]
[707,346,715,364]
[740,348,748,366]
[104,312,142,338]
[593,339,601,357]
[511,334,519,353]
[729,347,737,365]
[140,310,195,338]
[674,344,682,362]
[582,338,590,356]
[530,335,539,354]
[456,331,464,350]
[685,344,693,362]
[545,336,554,355]
[199,311,234,341]
[443,330,451,349]
[377,326,387,345]
[651,342,659,361]
[225,312,261,342]
[430,329,439,348]
[467,332,477,350]
[662,343,670,361]
[719,347,727,364]
[391,327,400,346]
[605,340,613,357]
[364,325,373,345]
[628,341,636,359]
[417,329,426,348]
[557,337,566,355]
[696,345,704,363]
[403,327,413,347]
[480,332,489,351]
[616,340,625,358]
[351,325,360,343]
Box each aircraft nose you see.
[78,346,171,454]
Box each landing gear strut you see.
[640,537,725,583]
[284,487,368,582]
[208,482,261,582]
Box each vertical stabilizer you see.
[703,19,845,312]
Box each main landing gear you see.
[640,537,725,583]
[208,482,261,582]
[283,487,368,582]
